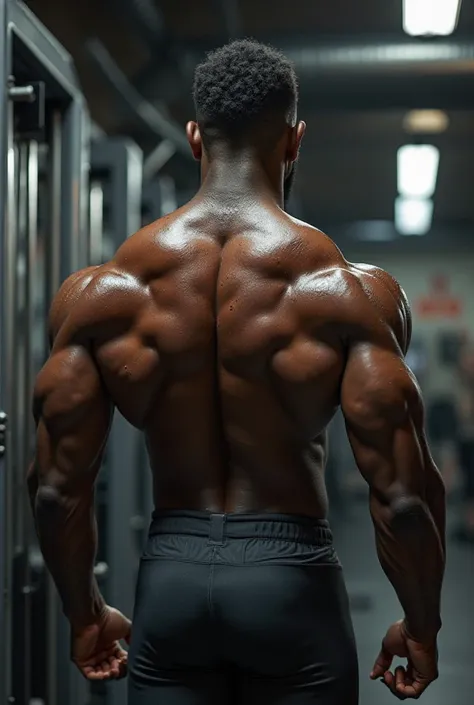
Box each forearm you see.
[33,482,105,630]
[370,490,444,641]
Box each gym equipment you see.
[0,2,89,703]
[142,174,178,226]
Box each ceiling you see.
[146,0,474,40]
[24,0,474,240]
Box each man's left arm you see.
[27,283,112,632]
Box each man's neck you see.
[200,153,284,208]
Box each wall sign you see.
[415,274,463,319]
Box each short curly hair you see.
[193,39,298,147]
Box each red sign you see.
[415,274,463,319]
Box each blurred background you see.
[0,1,473,704]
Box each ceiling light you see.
[403,110,449,135]
[395,197,433,236]
[397,144,440,199]
[403,0,462,37]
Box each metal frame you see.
[90,137,145,705]
[9,0,80,97]
[91,138,143,251]
[141,178,164,225]
[1,2,90,703]
[0,4,14,699]
[85,38,191,158]
[141,174,179,225]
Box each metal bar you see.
[8,83,35,101]
[10,0,81,99]
[47,110,61,305]
[26,143,38,392]
[78,104,91,269]
[60,98,84,278]
[143,139,176,180]
[89,180,104,265]
[12,143,30,704]
[15,138,39,705]
[0,10,8,696]
[188,35,474,75]
[124,142,144,238]
[1,85,17,704]
[15,143,26,552]
[9,139,35,705]
[159,175,177,216]
[91,138,143,242]
[45,110,62,705]
[141,178,165,225]
[287,38,474,75]
[185,37,474,109]
[85,39,192,159]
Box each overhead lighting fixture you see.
[397,144,440,199]
[403,110,449,135]
[395,197,433,236]
[403,0,462,36]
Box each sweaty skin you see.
[30,209,404,518]
[28,196,444,613]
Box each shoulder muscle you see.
[349,263,411,353]
[49,264,150,351]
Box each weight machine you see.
[0,1,89,703]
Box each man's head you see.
[187,39,305,199]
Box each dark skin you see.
[28,114,445,698]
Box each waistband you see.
[149,510,333,546]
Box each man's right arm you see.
[340,304,445,643]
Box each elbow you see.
[36,484,63,504]
[387,493,431,535]
[390,494,426,519]
[35,484,67,519]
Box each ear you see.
[186,121,202,161]
[287,120,306,163]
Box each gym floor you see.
[332,500,473,705]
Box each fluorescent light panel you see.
[395,197,433,236]
[403,110,449,135]
[397,144,439,199]
[403,0,462,36]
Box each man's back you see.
[50,200,406,517]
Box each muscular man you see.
[27,40,445,704]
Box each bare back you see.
[37,201,408,517]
